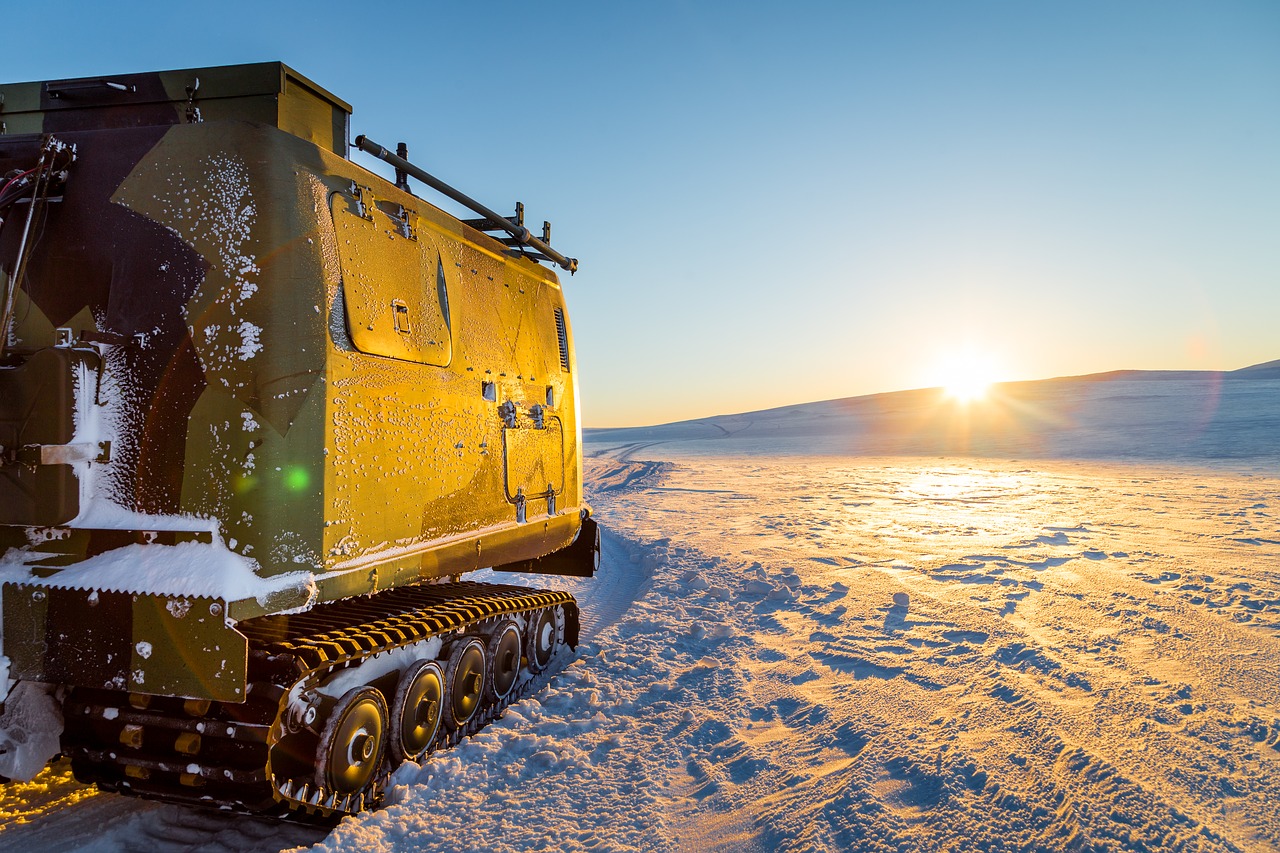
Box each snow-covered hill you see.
[588,365,1280,467]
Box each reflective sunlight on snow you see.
[4,404,1278,852]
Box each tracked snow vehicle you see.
[0,62,597,818]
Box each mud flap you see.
[2,584,248,702]
[492,516,599,578]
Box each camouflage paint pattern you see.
[0,63,587,700]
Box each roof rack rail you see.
[353,135,578,274]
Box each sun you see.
[936,350,1001,403]
[944,374,991,402]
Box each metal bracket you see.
[185,77,203,124]
[384,203,415,240]
[394,142,409,191]
[8,440,111,467]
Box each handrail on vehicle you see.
[353,135,578,275]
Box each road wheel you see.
[391,660,445,760]
[315,686,387,795]
[486,622,522,701]
[525,607,560,673]
[444,637,486,729]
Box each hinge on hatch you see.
[348,181,374,221]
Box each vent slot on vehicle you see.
[553,308,570,372]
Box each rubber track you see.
[61,581,578,820]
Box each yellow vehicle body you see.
[0,63,594,815]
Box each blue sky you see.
[8,1,1278,426]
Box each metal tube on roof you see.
[354,135,578,274]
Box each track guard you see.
[2,584,248,702]
[492,516,599,579]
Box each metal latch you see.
[391,299,411,334]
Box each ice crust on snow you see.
[587,374,1280,468]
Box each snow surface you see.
[0,683,62,782]
[2,374,1278,852]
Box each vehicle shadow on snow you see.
[0,762,329,852]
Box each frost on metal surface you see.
[0,539,315,606]
[113,150,264,392]
[62,351,209,532]
[308,173,349,353]
[0,324,316,614]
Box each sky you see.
[5,1,1278,427]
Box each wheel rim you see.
[317,686,387,795]
[446,638,487,728]
[487,623,522,700]
[527,608,558,672]
[393,660,444,759]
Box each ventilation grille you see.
[553,308,570,372]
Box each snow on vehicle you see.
[0,62,598,818]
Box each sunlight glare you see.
[936,350,1001,403]
[946,374,991,402]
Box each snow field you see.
[293,451,1280,852]
[3,448,1279,852]
[563,453,1280,852]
